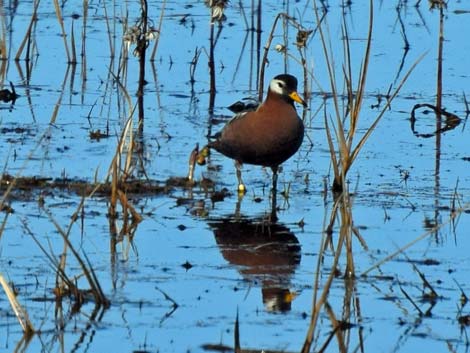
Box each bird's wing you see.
[225,111,249,127]
[212,111,250,140]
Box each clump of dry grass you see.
[300,1,425,351]
[105,78,143,255]
[316,0,423,193]
[0,183,109,335]
[25,196,110,307]
[107,113,142,220]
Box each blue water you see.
[1,1,470,352]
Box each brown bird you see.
[195,74,306,216]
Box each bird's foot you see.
[196,146,210,165]
[237,183,246,195]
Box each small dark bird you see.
[194,74,306,218]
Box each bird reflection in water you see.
[209,216,301,312]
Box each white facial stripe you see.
[269,78,285,95]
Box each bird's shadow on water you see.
[208,213,301,312]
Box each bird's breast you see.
[212,102,304,166]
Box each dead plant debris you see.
[0,173,214,201]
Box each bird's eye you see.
[277,82,284,88]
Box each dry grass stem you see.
[0,211,9,241]
[102,1,115,59]
[0,5,7,75]
[234,309,240,352]
[316,0,424,192]
[118,189,143,223]
[22,220,81,300]
[70,21,77,64]
[41,196,109,306]
[81,0,88,89]
[0,273,35,334]
[14,0,40,61]
[150,0,166,61]
[105,97,143,239]
[399,285,424,316]
[435,3,445,110]
[53,0,71,63]
[49,65,71,124]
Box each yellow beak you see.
[289,91,307,107]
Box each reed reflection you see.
[209,216,300,312]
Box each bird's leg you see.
[187,144,199,183]
[270,166,278,222]
[235,160,246,194]
[234,194,243,219]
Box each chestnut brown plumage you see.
[197,74,306,219]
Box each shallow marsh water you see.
[1,1,470,352]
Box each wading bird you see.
[193,74,307,219]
